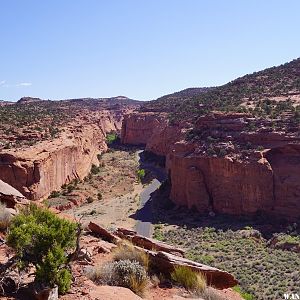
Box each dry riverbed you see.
[46,148,144,230]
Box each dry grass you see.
[86,264,107,284]
[0,202,12,230]
[129,274,149,297]
[171,266,207,295]
[113,241,150,271]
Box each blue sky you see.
[1,0,300,101]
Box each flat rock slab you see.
[151,251,238,289]
[89,285,142,300]
[88,221,120,243]
[116,228,185,256]
[0,180,25,198]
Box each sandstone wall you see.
[166,149,274,215]
[121,112,300,220]
[265,144,300,218]
[121,112,168,145]
[0,111,122,200]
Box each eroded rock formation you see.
[121,112,300,220]
[121,112,168,146]
[0,109,132,200]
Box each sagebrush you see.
[87,259,149,296]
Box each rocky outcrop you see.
[112,227,237,289]
[89,285,142,300]
[166,147,274,215]
[0,110,126,200]
[0,180,28,208]
[148,250,238,289]
[121,112,300,220]
[121,112,168,146]
[88,222,121,243]
[115,228,185,256]
[265,144,300,218]
[166,142,300,219]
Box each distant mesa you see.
[0,100,14,106]
[17,96,43,104]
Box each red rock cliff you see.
[121,112,168,146]
[121,112,300,220]
[0,111,124,200]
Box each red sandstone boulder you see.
[145,250,237,289]
[88,221,120,243]
[115,228,185,256]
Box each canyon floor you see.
[46,147,144,231]
[44,144,300,300]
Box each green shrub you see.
[7,204,77,294]
[153,224,164,241]
[171,266,206,294]
[106,133,118,145]
[137,169,146,181]
[91,164,101,175]
[233,285,255,300]
[67,184,75,193]
[86,196,94,203]
[49,190,61,198]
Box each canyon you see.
[0,58,300,300]
[121,111,300,220]
[1,60,300,222]
[0,98,138,200]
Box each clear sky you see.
[1,0,300,101]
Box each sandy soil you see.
[61,148,143,230]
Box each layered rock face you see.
[122,112,300,220]
[121,112,168,146]
[265,144,300,218]
[0,110,126,200]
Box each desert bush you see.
[49,190,61,198]
[87,259,148,296]
[67,184,75,193]
[201,287,227,300]
[86,196,94,203]
[218,148,227,157]
[233,285,254,300]
[7,204,77,294]
[0,202,12,230]
[137,169,146,181]
[106,133,118,144]
[257,145,264,151]
[159,225,300,300]
[153,224,164,241]
[113,242,149,271]
[97,192,103,200]
[171,266,206,294]
[91,164,100,175]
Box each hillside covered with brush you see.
[141,58,300,125]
